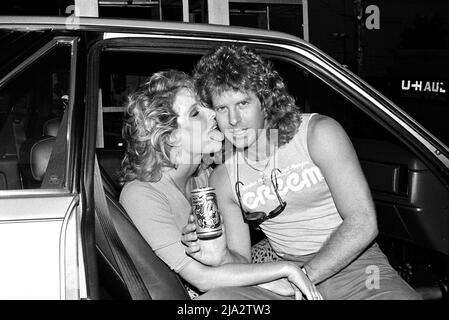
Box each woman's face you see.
[173,88,224,162]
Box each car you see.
[0,16,448,300]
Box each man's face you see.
[211,89,265,150]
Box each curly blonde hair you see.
[120,70,194,184]
[193,45,301,147]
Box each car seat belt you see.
[11,105,27,158]
[41,110,69,189]
[12,118,26,158]
[94,154,151,300]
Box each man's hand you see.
[284,262,323,300]
[259,264,323,300]
[257,278,299,299]
[181,213,228,266]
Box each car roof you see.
[0,15,306,45]
[0,16,331,74]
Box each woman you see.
[119,69,322,300]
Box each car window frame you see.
[0,36,79,197]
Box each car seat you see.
[18,118,60,188]
[95,184,191,300]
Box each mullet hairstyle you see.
[120,70,194,184]
[193,45,301,147]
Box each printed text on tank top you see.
[240,160,324,210]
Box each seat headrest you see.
[19,136,56,187]
[43,118,61,137]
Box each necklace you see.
[242,153,273,186]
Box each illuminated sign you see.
[401,80,446,93]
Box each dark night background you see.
[1,0,448,143]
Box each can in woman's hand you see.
[190,187,222,239]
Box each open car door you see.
[0,35,88,299]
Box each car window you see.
[0,41,71,190]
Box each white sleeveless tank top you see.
[225,113,343,256]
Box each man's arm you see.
[303,115,378,284]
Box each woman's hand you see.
[283,262,323,300]
[181,213,228,266]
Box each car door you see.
[0,34,88,300]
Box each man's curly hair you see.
[193,45,301,147]
[120,70,194,184]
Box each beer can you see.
[190,187,222,239]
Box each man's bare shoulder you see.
[308,114,358,168]
[308,114,343,140]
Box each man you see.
[183,44,421,300]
